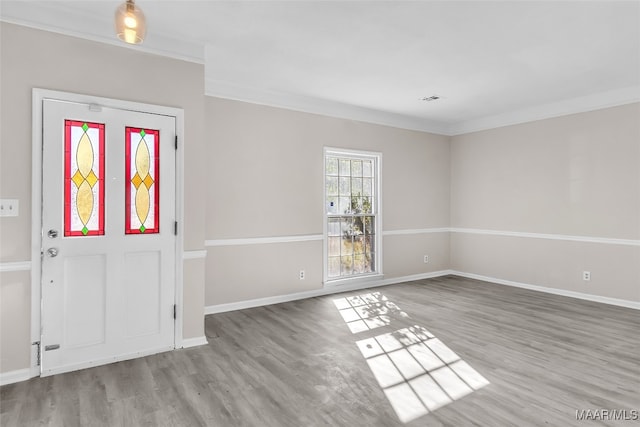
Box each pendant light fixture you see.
[115,0,146,45]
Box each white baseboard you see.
[450,271,640,310]
[181,336,208,348]
[205,270,451,315]
[0,368,31,386]
[205,269,640,314]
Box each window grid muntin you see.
[325,151,379,281]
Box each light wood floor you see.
[2,275,639,426]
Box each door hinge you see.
[173,304,177,320]
[174,221,178,236]
[32,341,41,366]
[175,135,178,150]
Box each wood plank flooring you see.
[1,275,639,426]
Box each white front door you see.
[41,99,176,376]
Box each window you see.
[64,120,105,236]
[324,148,381,284]
[125,127,160,234]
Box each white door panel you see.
[63,255,107,348]
[124,251,162,338]
[41,99,176,376]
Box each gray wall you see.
[450,103,640,301]
[204,97,451,306]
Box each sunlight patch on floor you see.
[333,292,409,333]
[334,292,490,423]
[357,326,490,423]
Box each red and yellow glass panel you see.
[125,127,159,234]
[63,121,160,236]
[64,120,105,236]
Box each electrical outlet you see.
[423,255,429,264]
[583,271,591,281]
[299,270,305,280]
[0,199,19,217]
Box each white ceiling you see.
[2,1,639,134]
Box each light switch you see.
[0,199,19,217]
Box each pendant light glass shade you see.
[115,0,146,44]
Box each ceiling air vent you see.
[420,95,440,102]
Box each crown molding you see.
[204,76,453,136]
[449,86,640,135]
[0,8,204,64]
[205,77,639,136]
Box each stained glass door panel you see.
[41,98,176,376]
[64,120,105,236]
[125,127,160,234]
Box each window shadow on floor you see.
[334,292,489,423]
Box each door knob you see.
[47,229,58,239]
[47,248,59,257]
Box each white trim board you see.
[181,336,208,349]
[450,228,640,247]
[383,228,449,236]
[205,270,451,315]
[0,368,31,386]
[0,261,31,272]
[205,228,639,247]
[206,229,451,247]
[206,234,323,247]
[183,250,207,260]
[448,86,640,135]
[450,271,640,310]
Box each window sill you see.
[323,273,384,288]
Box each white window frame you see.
[323,147,383,286]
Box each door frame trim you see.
[31,88,185,377]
